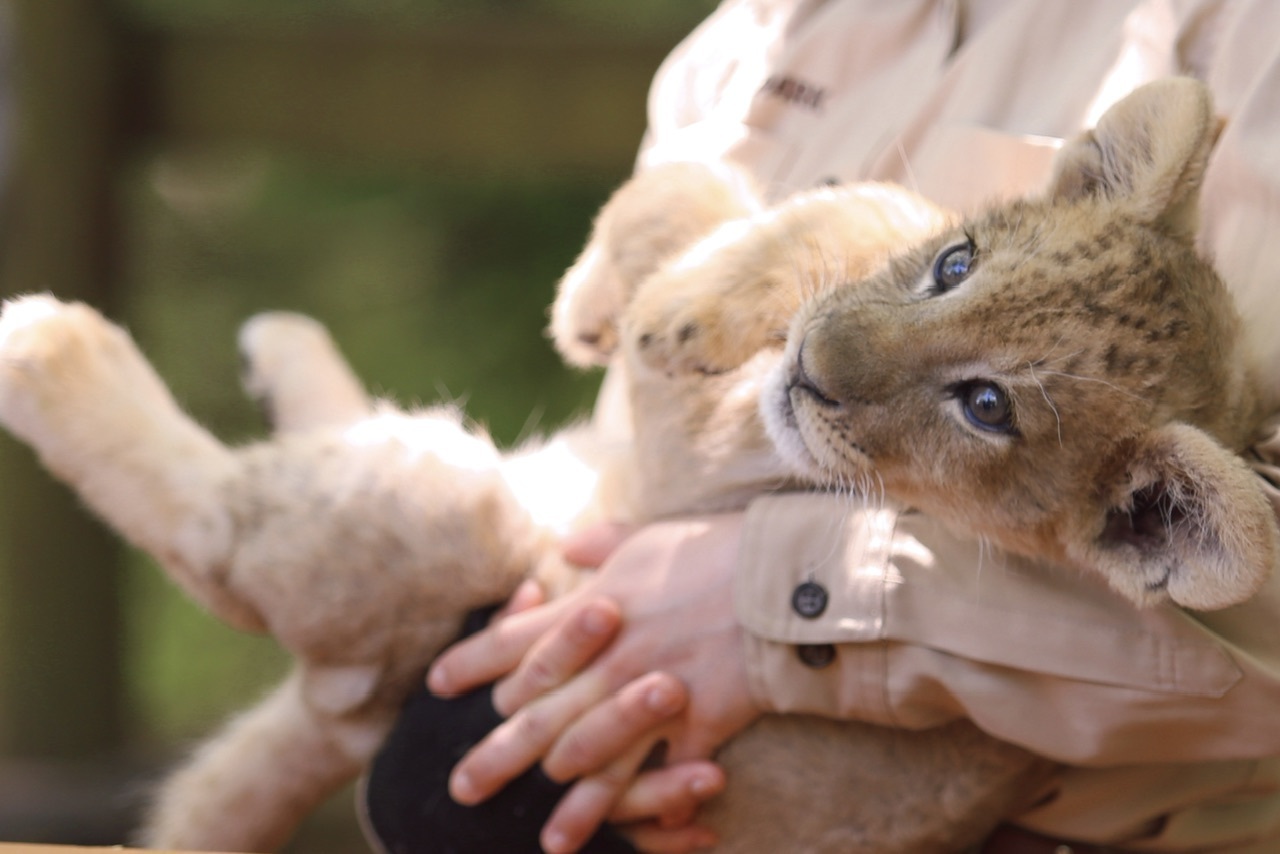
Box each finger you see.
[427,596,570,696]
[562,522,638,568]
[609,761,725,825]
[543,672,687,782]
[492,597,622,715]
[449,669,613,805]
[496,578,546,619]
[541,736,659,854]
[622,822,720,854]
[666,729,727,765]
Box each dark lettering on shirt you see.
[758,74,827,111]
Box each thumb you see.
[562,522,638,568]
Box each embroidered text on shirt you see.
[758,74,827,111]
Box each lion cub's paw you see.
[239,312,332,401]
[550,247,628,368]
[625,265,784,376]
[628,295,767,376]
[0,294,165,439]
[239,312,370,433]
[0,294,124,390]
[0,294,74,361]
[552,162,764,369]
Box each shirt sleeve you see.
[734,473,1280,767]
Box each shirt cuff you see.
[734,492,902,645]
[732,491,1244,722]
[734,492,901,718]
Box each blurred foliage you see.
[123,0,717,33]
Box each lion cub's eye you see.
[959,381,1015,434]
[932,240,975,293]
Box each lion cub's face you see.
[766,199,1243,572]
[763,79,1277,610]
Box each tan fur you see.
[551,160,763,368]
[752,79,1274,612]
[0,78,1268,852]
[627,180,950,376]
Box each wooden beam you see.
[0,0,129,758]
[134,23,672,177]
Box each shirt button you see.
[796,643,836,669]
[791,581,829,619]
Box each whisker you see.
[1026,362,1063,447]
[1034,369,1149,403]
[896,139,921,195]
[1027,339,1081,368]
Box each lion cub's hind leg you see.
[239,311,373,434]
[140,665,375,853]
[0,294,261,631]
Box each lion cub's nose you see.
[788,337,841,407]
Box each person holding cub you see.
[381,1,1280,852]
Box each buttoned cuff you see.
[734,492,902,719]
[735,492,903,645]
[732,492,1243,722]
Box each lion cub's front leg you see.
[550,161,761,367]
[625,182,949,376]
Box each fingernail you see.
[646,683,682,715]
[690,772,721,797]
[514,578,541,602]
[426,664,448,694]
[450,769,477,804]
[542,828,569,853]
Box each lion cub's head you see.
[763,79,1277,610]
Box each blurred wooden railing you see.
[136,22,663,176]
[0,0,673,797]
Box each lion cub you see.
[0,78,1269,854]
[622,78,1275,614]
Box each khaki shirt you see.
[636,0,1280,849]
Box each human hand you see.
[428,514,762,853]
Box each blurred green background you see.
[0,0,714,848]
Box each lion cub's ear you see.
[1081,423,1277,611]
[1047,77,1222,242]
[550,162,761,367]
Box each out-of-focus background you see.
[0,0,714,848]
